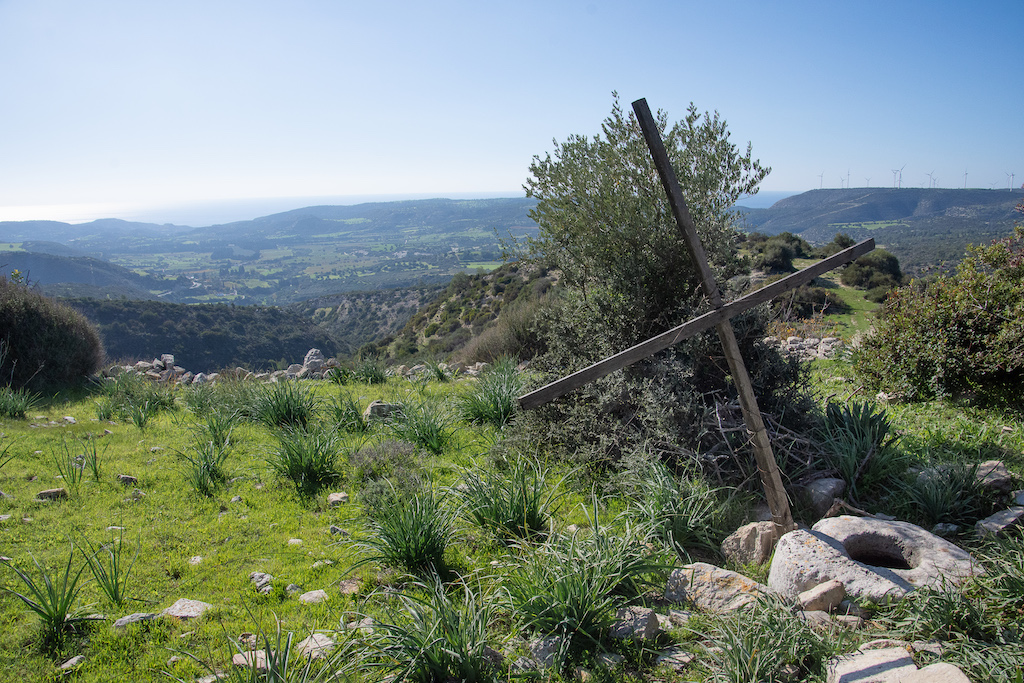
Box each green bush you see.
[267,428,342,496]
[457,357,523,428]
[816,400,905,502]
[0,277,104,389]
[854,224,1024,402]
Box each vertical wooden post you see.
[631,98,795,535]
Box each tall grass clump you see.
[50,439,84,494]
[816,400,905,501]
[353,358,388,385]
[701,596,835,683]
[98,371,176,425]
[621,457,724,558]
[362,578,498,683]
[0,278,104,390]
[458,357,523,428]
[503,507,663,653]
[267,428,342,496]
[254,381,320,431]
[388,399,459,455]
[80,527,138,607]
[175,439,231,497]
[895,462,988,528]
[357,486,455,579]
[455,458,560,542]
[328,391,367,434]
[0,385,40,418]
[1,547,100,649]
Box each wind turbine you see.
[892,169,899,188]
[898,164,907,189]
[818,171,824,189]
[926,171,935,188]
[839,176,845,189]
[1009,172,1016,190]
[964,170,968,189]
[865,177,871,188]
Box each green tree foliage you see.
[0,276,103,389]
[854,217,1024,403]
[746,231,813,272]
[841,248,904,302]
[513,96,808,470]
[814,232,856,259]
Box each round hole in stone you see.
[843,536,913,571]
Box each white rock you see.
[162,598,213,620]
[897,662,971,683]
[825,646,916,683]
[976,460,1015,493]
[798,579,846,612]
[299,589,328,604]
[975,506,1024,537]
[720,521,777,565]
[296,633,335,659]
[608,606,660,640]
[665,562,771,612]
[327,491,349,507]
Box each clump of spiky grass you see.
[357,485,455,579]
[388,399,458,455]
[328,391,367,434]
[457,357,523,428]
[361,577,498,683]
[353,358,388,385]
[1,547,100,649]
[817,400,905,501]
[50,438,84,494]
[701,596,836,683]
[503,503,664,651]
[175,439,231,497]
[454,458,560,542]
[0,385,40,419]
[267,428,342,496]
[621,457,724,558]
[895,462,988,528]
[253,381,320,431]
[80,527,138,608]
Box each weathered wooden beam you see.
[517,237,872,410]
[630,97,796,532]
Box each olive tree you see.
[511,96,807,475]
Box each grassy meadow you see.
[0,355,1023,682]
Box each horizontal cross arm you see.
[517,238,874,410]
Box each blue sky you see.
[1,0,1021,225]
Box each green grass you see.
[0,363,1022,682]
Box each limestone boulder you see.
[769,516,982,604]
[720,521,777,565]
[665,562,772,612]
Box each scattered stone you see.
[596,652,623,668]
[769,517,982,603]
[189,556,202,566]
[343,617,375,633]
[803,477,847,519]
[130,488,145,500]
[825,646,916,683]
[799,610,833,628]
[288,538,303,546]
[362,400,398,420]
[1013,490,1024,506]
[931,522,959,537]
[299,589,328,604]
[239,632,258,649]
[977,460,1014,493]
[163,598,213,620]
[910,640,944,656]
[250,572,274,594]
[327,491,350,507]
[116,473,138,486]
[311,559,333,569]
[296,633,335,659]
[36,487,68,501]
[0,515,10,522]
[528,634,567,671]
[798,579,846,612]
[668,609,691,626]
[898,662,971,683]
[286,584,302,595]
[975,507,1024,537]
[655,648,695,670]
[338,579,360,594]
[232,650,268,671]
[833,614,864,629]
[113,612,159,630]
[609,606,660,641]
[720,521,777,565]
[329,525,349,537]
[665,562,771,612]
[62,416,76,424]
[230,496,242,503]
[60,655,85,669]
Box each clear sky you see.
[1,0,1021,225]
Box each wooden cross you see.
[518,98,875,536]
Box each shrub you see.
[894,462,989,528]
[352,358,388,385]
[0,278,104,389]
[854,223,1024,402]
